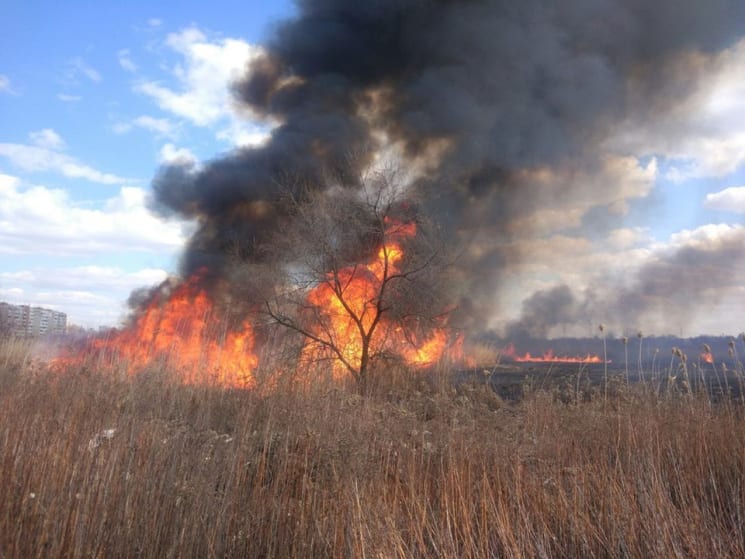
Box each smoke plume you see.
[149,0,745,332]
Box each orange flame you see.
[401,329,450,367]
[57,220,457,385]
[300,220,453,376]
[59,275,257,387]
[700,351,714,364]
[503,343,609,364]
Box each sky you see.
[0,1,744,336]
[0,1,293,327]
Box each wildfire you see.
[401,330,450,367]
[300,219,453,375]
[60,275,257,387]
[57,220,455,386]
[503,343,608,364]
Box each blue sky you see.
[0,1,744,335]
[0,1,293,326]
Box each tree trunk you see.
[357,339,370,394]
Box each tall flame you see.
[57,221,456,385]
[64,275,257,387]
[300,220,452,376]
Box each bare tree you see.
[250,167,455,391]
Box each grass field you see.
[2,338,745,558]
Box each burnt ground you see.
[454,362,745,404]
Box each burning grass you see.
[2,339,745,557]
[53,274,259,389]
[53,215,461,391]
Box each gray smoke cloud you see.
[149,0,745,329]
[613,227,745,332]
[503,224,745,338]
[504,285,582,342]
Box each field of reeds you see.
[2,337,745,558]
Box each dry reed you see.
[1,339,745,558]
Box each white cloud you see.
[0,172,192,256]
[0,74,17,95]
[704,186,745,213]
[609,39,745,181]
[112,122,132,134]
[216,120,270,147]
[114,115,179,139]
[668,222,745,251]
[0,266,167,292]
[29,129,66,151]
[0,141,131,184]
[0,266,170,327]
[68,57,102,83]
[159,143,198,166]
[134,25,267,146]
[134,115,177,137]
[57,93,82,102]
[662,134,745,182]
[117,49,138,72]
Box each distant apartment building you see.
[0,302,67,337]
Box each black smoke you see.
[149,0,745,327]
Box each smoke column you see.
[149,0,745,331]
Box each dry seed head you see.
[729,339,735,349]
[637,330,643,338]
[729,348,734,358]
[598,323,605,332]
[622,336,628,345]
[703,343,711,353]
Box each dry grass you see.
[2,339,745,558]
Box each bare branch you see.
[236,162,456,388]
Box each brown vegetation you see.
[2,339,745,558]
